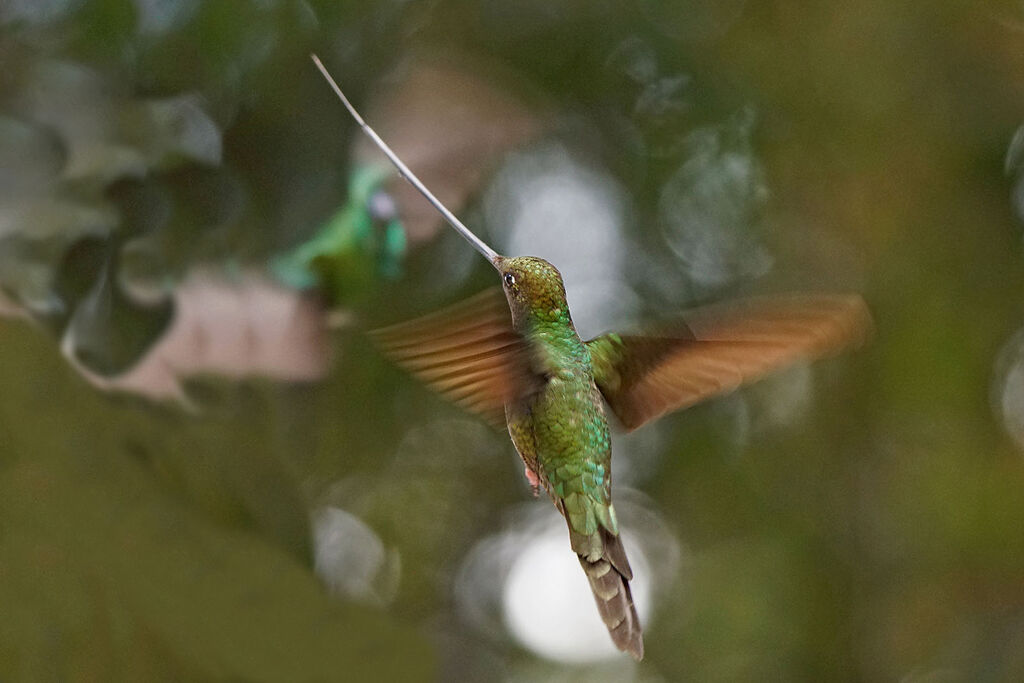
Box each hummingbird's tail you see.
[577,528,644,660]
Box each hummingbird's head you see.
[495,256,571,327]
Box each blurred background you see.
[2,1,1024,680]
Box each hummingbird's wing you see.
[369,288,541,428]
[587,294,872,432]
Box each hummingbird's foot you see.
[524,466,541,497]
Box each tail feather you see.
[578,531,644,660]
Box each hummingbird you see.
[312,55,871,660]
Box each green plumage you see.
[498,257,642,658]
[320,54,870,661]
[503,262,614,543]
[371,256,645,657]
[371,256,870,662]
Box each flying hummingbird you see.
[311,55,871,660]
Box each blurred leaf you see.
[0,322,436,681]
[0,456,434,681]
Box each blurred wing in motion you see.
[370,288,541,428]
[588,294,872,431]
[353,51,547,244]
[61,269,332,404]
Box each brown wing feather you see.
[590,294,872,431]
[369,288,540,427]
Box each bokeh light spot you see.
[502,517,650,664]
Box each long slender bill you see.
[311,54,502,267]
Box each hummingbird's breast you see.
[524,331,612,505]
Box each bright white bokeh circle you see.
[502,523,650,664]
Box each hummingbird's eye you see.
[503,272,516,288]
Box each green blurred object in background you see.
[272,164,407,306]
